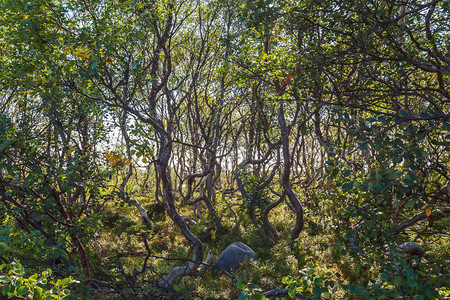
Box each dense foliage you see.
[0,0,448,299]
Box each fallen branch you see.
[153,252,237,287]
[158,250,214,287]
[127,197,153,228]
[394,207,450,234]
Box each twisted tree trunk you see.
[156,133,204,287]
[278,104,304,240]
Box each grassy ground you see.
[87,194,343,299]
[85,175,449,299]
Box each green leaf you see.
[380,272,389,280]
[404,268,414,277]
[61,278,71,286]
[7,285,15,295]
[313,287,322,297]
[282,276,293,285]
[314,277,323,287]
[0,276,12,284]
[29,273,38,283]
[33,286,43,300]
[349,285,360,294]
[255,293,266,300]
[237,280,246,290]
[373,183,382,193]
[55,279,61,288]
[239,291,248,300]
[17,286,29,296]
[342,182,353,191]
[0,242,10,252]
[288,283,297,291]
[173,284,181,292]
[407,277,418,288]
[405,200,415,208]
[2,285,10,295]
[393,276,402,285]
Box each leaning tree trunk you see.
[119,111,152,227]
[50,189,90,277]
[156,132,204,287]
[278,104,304,240]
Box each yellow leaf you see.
[73,47,91,60]
[421,204,428,209]
[426,208,432,217]
[66,147,75,156]
[142,157,147,163]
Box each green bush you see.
[0,261,76,299]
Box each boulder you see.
[398,242,425,257]
[214,242,257,272]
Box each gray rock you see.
[398,242,425,257]
[214,242,257,272]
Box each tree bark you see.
[156,133,204,287]
[50,189,90,277]
[278,104,304,240]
